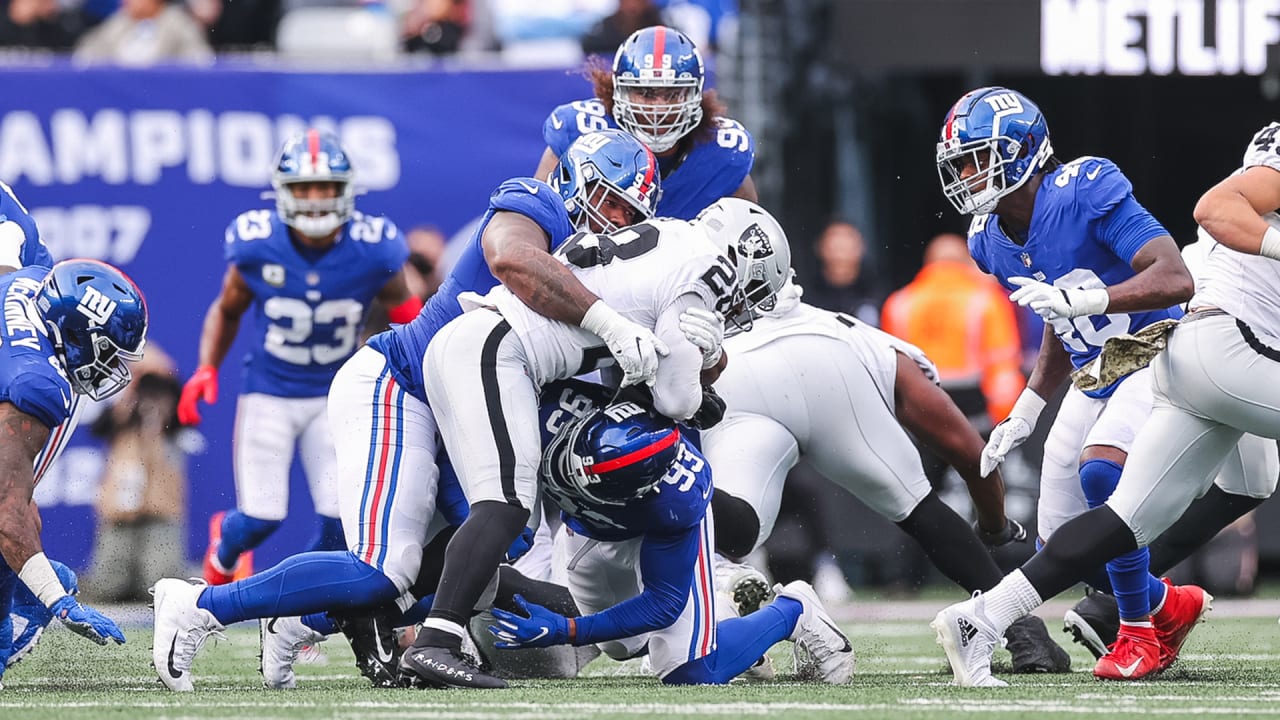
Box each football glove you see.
[505,527,536,564]
[974,518,1028,548]
[177,366,218,425]
[488,594,570,649]
[50,595,126,646]
[678,307,724,370]
[690,386,727,430]
[1008,277,1109,321]
[580,301,669,388]
[980,389,1046,477]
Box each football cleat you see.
[712,555,773,618]
[150,578,225,692]
[1093,624,1161,681]
[398,644,508,689]
[775,581,855,684]
[930,593,1008,687]
[736,654,776,683]
[334,613,405,688]
[1151,579,1212,671]
[202,512,253,586]
[259,616,327,689]
[8,559,78,668]
[1004,615,1071,673]
[1063,587,1119,660]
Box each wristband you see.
[1008,388,1047,423]
[19,552,67,609]
[578,300,615,335]
[1260,226,1280,261]
[567,617,577,644]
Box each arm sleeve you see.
[571,526,699,645]
[650,292,706,421]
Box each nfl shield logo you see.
[263,264,285,287]
[1020,252,1032,268]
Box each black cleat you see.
[1062,588,1119,660]
[398,645,508,689]
[1005,615,1071,673]
[334,614,405,688]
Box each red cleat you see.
[1152,579,1212,671]
[202,511,254,585]
[1093,624,1161,681]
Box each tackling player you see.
[928,87,1204,685]
[486,385,854,685]
[176,129,422,586]
[534,25,757,218]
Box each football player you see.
[1061,233,1279,658]
[397,197,791,689]
[933,122,1280,685]
[176,129,423,586]
[928,87,1204,685]
[679,275,1070,673]
[534,25,757,218]
[0,260,148,683]
[485,386,854,685]
[150,129,667,692]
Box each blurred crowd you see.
[0,0,736,65]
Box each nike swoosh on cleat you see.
[374,620,394,663]
[820,618,852,653]
[1117,657,1143,678]
[267,617,279,634]
[167,636,184,679]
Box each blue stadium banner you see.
[13,61,585,571]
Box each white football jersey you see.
[1192,122,1280,338]
[461,218,737,387]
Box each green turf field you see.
[3,602,1279,719]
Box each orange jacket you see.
[882,261,1025,423]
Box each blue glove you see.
[50,595,126,646]
[505,526,535,564]
[488,594,570,649]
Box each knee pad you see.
[711,490,761,558]
[1080,459,1124,509]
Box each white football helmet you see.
[693,198,792,333]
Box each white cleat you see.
[930,594,1008,688]
[150,578,225,692]
[713,555,774,618]
[260,616,327,689]
[775,581,854,684]
[735,653,776,682]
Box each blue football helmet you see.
[693,198,793,335]
[37,259,148,401]
[271,128,357,238]
[551,128,661,234]
[612,26,705,153]
[936,87,1053,215]
[542,400,681,508]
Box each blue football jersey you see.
[537,380,711,543]
[226,209,407,398]
[543,99,754,220]
[967,156,1178,397]
[0,181,51,270]
[0,267,79,485]
[367,178,576,404]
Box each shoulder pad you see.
[7,370,72,429]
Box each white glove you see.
[980,389,1046,477]
[580,300,670,387]
[1008,276,1109,320]
[678,307,724,370]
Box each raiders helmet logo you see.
[738,224,773,259]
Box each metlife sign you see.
[826,0,1280,76]
[1042,0,1280,75]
